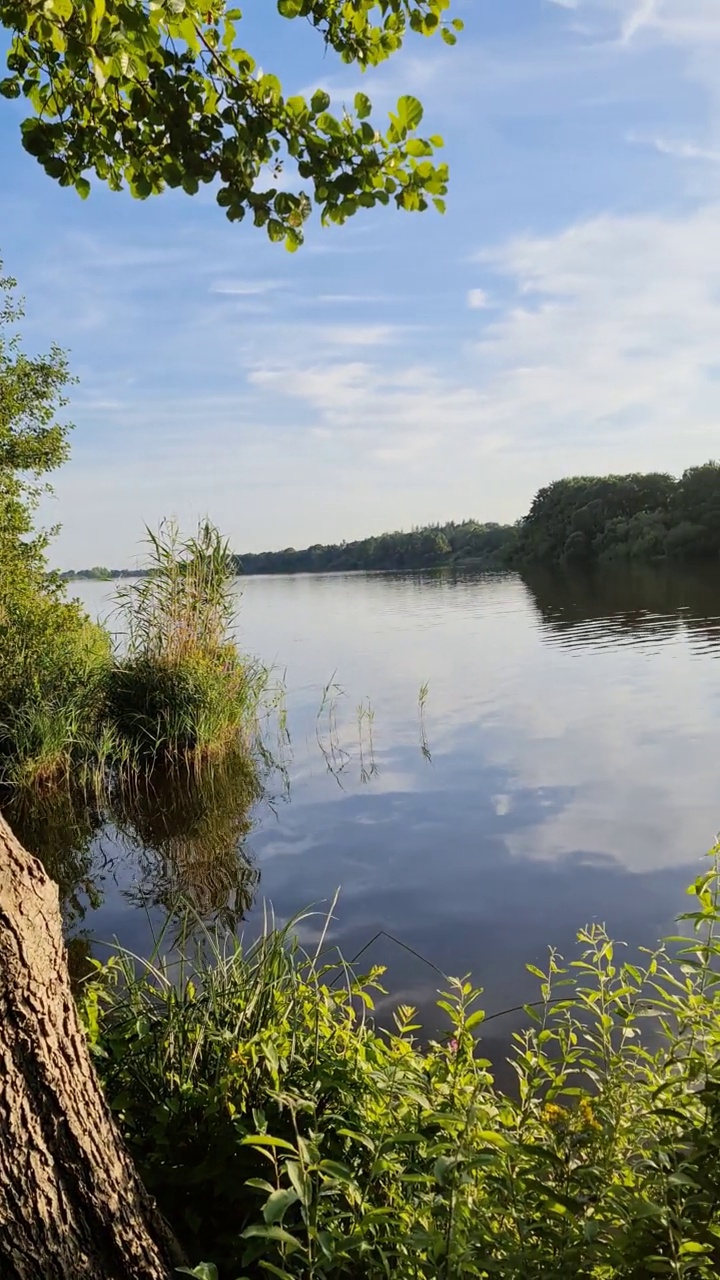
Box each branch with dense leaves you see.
[0,0,462,247]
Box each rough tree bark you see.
[0,813,184,1280]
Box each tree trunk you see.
[0,813,184,1280]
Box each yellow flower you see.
[542,1102,567,1126]
[577,1097,602,1133]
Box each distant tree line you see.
[63,461,720,579]
[61,566,122,581]
[509,462,720,568]
[234,521,516,576]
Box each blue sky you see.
[3,0,720,566]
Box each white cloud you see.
[316,294,398,304]
[471,204,720,461]
[246,204,720,486]
[321,324,401,347]
[467,288,490,309]
[630,133,720,163]
[621,0,658,44]
[248,358,496,465]
[211,280,286,296]
[567,0,720,45]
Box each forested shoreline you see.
[64,461,720,580]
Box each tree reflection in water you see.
[1,749,264,947]
[113,752,262,931]
[523,562,720,653]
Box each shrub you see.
[110,520,264,762]
[0,582,112,788]
[82,852,720,1279]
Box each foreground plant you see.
[79,851,720,1279]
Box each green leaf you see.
[75,176,91,200]
[286,1160,311,1205]
[241,1225,303,1252]
[396,95,423,131]
[263,1188,299,1224]
[241,1135,297,1153]
[354,92,372,120]
[267,219,285,243]
[311,89,331,114]
[318,1159,356,1184]
[246,1177,275,1194]
[465,1010,485,1031]
[176,1266,218,1280]
[434,1155,456,1186]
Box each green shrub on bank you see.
[0,519,263,789]
[106,649,258,762]
[82,854,720,1279]
[109,520,264,763]
[0,577,113,788]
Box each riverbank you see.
[83,857,720,1279]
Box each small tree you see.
[0,271,110,782]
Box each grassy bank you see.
[81,854,720,1279]
[0,521,265,791]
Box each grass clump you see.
[82,852,720,1280]
[1,518,264,792]
[108,520,264,765]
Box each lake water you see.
[19,565,720,1061]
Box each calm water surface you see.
[26,565,720,1056]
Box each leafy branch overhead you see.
[0,0,462,248]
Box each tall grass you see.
[108,520,265,765]
[83,851,720,1280]
[116,520,237,664]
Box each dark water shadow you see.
[1,750,265,948]
[522,563,720,652]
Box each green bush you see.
[0,583,113,787]
[82,853,720,1279]
[106,649,257,761]
[109,520,265,764]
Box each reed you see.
[108,520,265,765]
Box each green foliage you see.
[0,267,261,786]
[511,464,720,568]
[236,520,518,575]
[109,520,265,762]
[0,267,113,788]
[0,0,462,245]
[82,853,720,1278]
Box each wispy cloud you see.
[467,289,491,310]
[321,324,402,347]
[210,279,287,296]
[316,294,399,304]
[471,204,720,463]
[629,132,720,162]
[621,0,658,44]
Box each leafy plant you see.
[108,520,265,764]
[81,850,720,1279]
